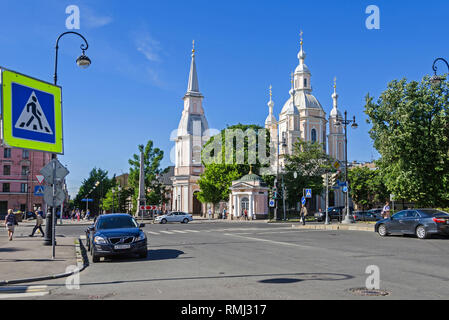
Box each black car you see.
[86,214,147,262]
[375,209,449,239]
[314,206,353,222]
[353,211,381,222]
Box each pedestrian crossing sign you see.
[1,68,63,154]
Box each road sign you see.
[333,160,341,170]
[81,199,93,202]
[1,68,63,154]
[44,186,66,207]
[301,196,306,206]
[34,185,45,196]
[305,189,312,198]
[40,159,69,185]
[35,175,45,185]
[342,186,348,193]
[269,199,275,207]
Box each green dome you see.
[239,173,262,182]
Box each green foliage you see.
[348,166,389,209]
[128,140,167,211]
[102,186,133,213]
[365,76,449,207]
[283,139,333,207]
[73,168,115,213]
[198,124,270,204]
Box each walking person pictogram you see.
[15,92,53,134]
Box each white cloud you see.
[136,33,162,62]
[82,6,113,28]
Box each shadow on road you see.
[101,249,186,263]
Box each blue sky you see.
[0,0,448,197]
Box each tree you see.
[197,124,271,207]
[348,166,388,210]
[365,76,449,207]
[283,139,333,207]
[73,168,115,214]
[128,140,167,212]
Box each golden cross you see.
[269,85,272,99]
[192,40,195,54]
[300,30,303,45]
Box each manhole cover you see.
[348,287,390,296]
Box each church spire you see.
[187,40,200,94]
[330,77,341,118]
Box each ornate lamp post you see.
[430,58,449,85]
[335,111,358,224]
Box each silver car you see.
[155,212,193,224]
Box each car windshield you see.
[417,209,449,217]
[97,216,138,229]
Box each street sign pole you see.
[325,172,330,225]
[52,160,56,259]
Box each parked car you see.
[375,209,449,239]
[353,211,381,222]
[314,206,353,222]
[86,213,147,262]
[155,212,193,224]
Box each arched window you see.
[304,78,307,88]
[311,128,317,143]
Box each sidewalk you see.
[0,224,80,284]
[291,222,375,232]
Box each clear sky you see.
[0,0,448,197]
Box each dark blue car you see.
[86,214,147,262]
[375,209,449,239]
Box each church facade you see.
[172,35,346,215]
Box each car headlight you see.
[136,232,146,241]
[94,236,107,244]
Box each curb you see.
[291,224,374,232]
[0,236,89,286]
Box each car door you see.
[399,210,420,234]
[174,212,183,222]
[166,212,176,222]
[388,211,407,233]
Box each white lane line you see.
[224,233,314,250]
[0,292,49,299]
[147,231,160,235]
[171,230,188,234]
[184,230,200,233]
[159,231,175,235]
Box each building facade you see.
[172,42,209,216]
[0,146,51,214]
[264,34,345,211]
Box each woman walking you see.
[4,209,18,241]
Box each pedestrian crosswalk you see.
[0,286,49,299]
[146,227,292,236]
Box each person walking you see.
[222,208,227,220]
[4,209,18,241]
[300,205,308,226]
[244,209,248,221]
[382,201,391,219]
[29,211,45,237]
[208,208,212,220]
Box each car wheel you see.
[161,219,167,224]
[91,249,100,263]
[378,224,389,237]
[183,218,189,224]
[416,225,428,239]
[138,250,147,259]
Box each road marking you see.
[0,286,49,299]
[183,229,200,233]
[224,233,315,250]
[159,231,175,235]
[147,231,160,235]
[171,230,188,234]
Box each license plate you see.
[114,244,131,250]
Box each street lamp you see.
[54,31,91,85]
[274,133,287,221]
[430,58,449,85]
[335,110,358,224]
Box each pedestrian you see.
[76,210,80,222]
[29,211,45,237]
[222,208,227,220]
[208,208,212,220]
[85,209,91,220]
[300,205,308,225]
[4,209,18,241]
[382,201,391,219]
[244,209,248,221]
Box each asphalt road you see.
[9,221,449,300]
